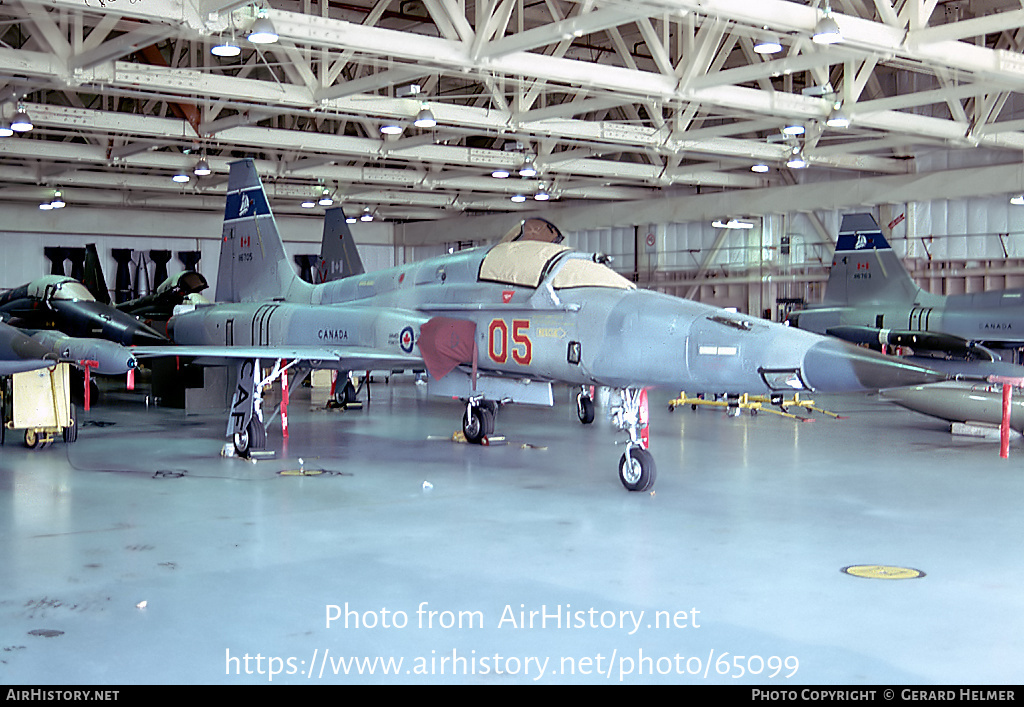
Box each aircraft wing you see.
[130,344,423,371]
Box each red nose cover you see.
[418,317,477,381]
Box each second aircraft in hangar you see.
[136,160,944,492]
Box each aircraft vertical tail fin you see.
[316,207,365,283]
[824,213,922,306]
[215,159,314,304]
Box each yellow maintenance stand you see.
[667,391,843,421]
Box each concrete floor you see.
[1,375,1021,685]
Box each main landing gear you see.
[462,397,498,444]
[459,387,656,492]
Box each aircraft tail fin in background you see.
[215,159,314,304]
[316,207,365,283]
[823,213,923,306]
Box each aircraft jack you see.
[667,391,843,421]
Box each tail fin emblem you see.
[855,234,867,250]
[239,193,251,217]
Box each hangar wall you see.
[0,203,397,299]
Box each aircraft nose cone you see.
[802,339,947,392]
[129,325,168,346]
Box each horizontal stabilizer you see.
[418,316,477,381]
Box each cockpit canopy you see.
[27,275,96,303]
[479,241,635,291]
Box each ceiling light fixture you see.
[826,103,851,129]
[38,201,53,211]
[318,190,334,206]
[10,105,32,132]
[50,190,65,209]
[518,158,538,178]
[248,10,278,44]
[0,122,13,138]
[782,123,805,136]
[1011,195,1024,205]
[360,208,373,221]
[510,194,527,203]
[812,4,842,45]
[211,31,241,57]
[491,168,510,179]
[193,157,211,176]
[301,199,316,208]
[751,163,770,173]
[413,105,436,129]
[172,171,191,183]
[753,31,782,54]
[379,121,403,136]
[534,190,550,201]
[786,149,808,169]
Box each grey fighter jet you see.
[0,320,136,375]
[788,213,1024,375]
[139,160,944,491]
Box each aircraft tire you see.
[63,405,77,444]
[233,418,267,457]
[576,393,595,424]
[462,406,488,444]
[618,447,656,492]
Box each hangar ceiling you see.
[3,0,1024,223]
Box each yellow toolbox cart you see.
[1,363,77,448]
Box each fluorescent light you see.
[712,219,755,229]
[346,216,357,224]
[248,14,278,44]
[360,210,373,221]
[534,190,550,201]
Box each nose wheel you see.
[618,446,656,492]
[610,388,656,492]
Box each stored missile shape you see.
[28,330,138,375]
[881,383,1024,431]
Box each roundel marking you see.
[400,326,415,353]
